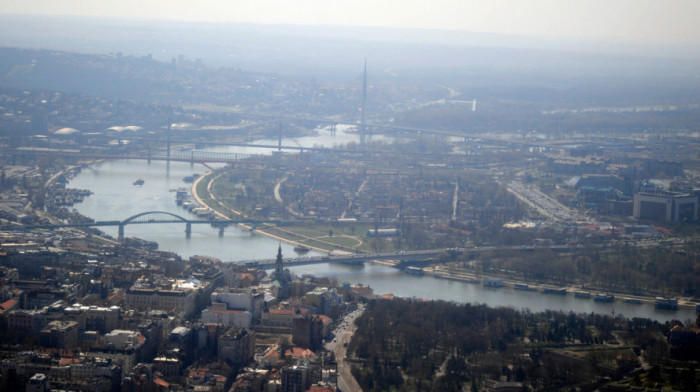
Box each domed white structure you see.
[54,127,81,135]
[106,126,127,133]
[171,123,195,130]
[106,125,144,133]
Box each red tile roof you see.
[351,286,372,294]
[0,298,17,313]
[652,226,673,236]
[309,386,336,392]
[154,378,170,388]
[264,346,317,360]
[59,358,77,366]
[208,308,246,314]
[240,273,257,282]
[286,347,316,358]
[268,307,309,315]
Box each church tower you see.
[274,243,284,280]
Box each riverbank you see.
[192,167,699,311]
[428,265,699,311]
[61,158,697,322]
[43,160,122,247]
[191,169,338,255]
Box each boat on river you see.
[182,174,200,183]
[594,293,615,303]
[293,245,311,254]
[174,188,188,205]
[655,297,678,310]
[542,287,567,295]
[574,291,591,299]
[483,278,504,287]
[133,179,144,186]
[405,266,425,276]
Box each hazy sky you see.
[3,0,700,46]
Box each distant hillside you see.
[0,47,264,105]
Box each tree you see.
[370,238,386,253]
[278,336,292,361]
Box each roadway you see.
[325,304,365,392]
[503,179,592,224]
[253,249,444,269]
[252,234,700,270]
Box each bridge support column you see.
[218,227,224,237]
[185,222,192,237]
[118,224,124,241]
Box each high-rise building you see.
[293,315,324,350]
[633,191,698,223]
[218,327,255,368]
[281,365,309,392]
[26,373,49,392]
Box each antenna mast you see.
[166,115,172,163]
[360,59,367,146]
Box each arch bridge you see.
[116,211,278,240]
[118,211,192,240]
[15,211,279,242]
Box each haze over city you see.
[0,2,699,391]
[3,0,700,47]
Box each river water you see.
[68,126,696,323]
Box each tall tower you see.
[274,243,284,281]
[278,123,283,153]
[166,113,172,163]
[360,59,367,146]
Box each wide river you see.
[68,126,696,323]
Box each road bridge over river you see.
[11,147,266,168]
[243,249,446,270]
[6,211,280,241]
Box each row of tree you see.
[460,242,700,297]
[348,298,694,392]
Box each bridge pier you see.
[185,222,192,237]
[118,224,124,241]
[218,227,224,237]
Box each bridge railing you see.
[10,147,268,164]
[145,149,261,161]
